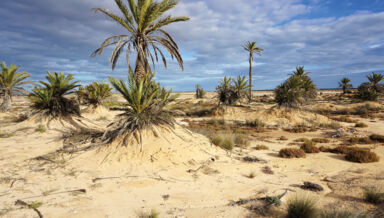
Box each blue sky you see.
[1,0,384,91]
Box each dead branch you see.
[15,199,43,218]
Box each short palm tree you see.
[290,66,309,77]
[243,41,263,102]
[91,0,190,81]
[30,71,80,117]
[0,62,31,112]
[103,68,177,150]
[367,72,384,91]
[338,77,352,94]
[233,75,249,99]
[82,81,112,106]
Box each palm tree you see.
[30,71,80,117]
[243,41,263,102]
[91,0,190,81]
[0,62,31,112]
[367,72,384,91]
[83,81,112,106]
[290,66,309,77]
[233,75,249,98]
[338,77,352,94]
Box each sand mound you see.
[216,106,333,127]
[67,124,226,171]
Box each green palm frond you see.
[0,62,31,95]
[290,66,310,77]
[82,81,112,106]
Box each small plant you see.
[345,149,380,163]
[211,135,234,151]
[262,166,274,175]
[248,171,255,179]
[286,195,317,218]
[311,138,330,143]
[138,209,159,218]
[279,148,306,158]
[355,122,368,128]
[245,118,265,128]
[207,119,225,126]
[363,186,384,204]
[81,81,112,106]
[195,84,206,99]
[348,137,373,144]
[254,145,269,150]
[234,135,250,148]
[35,124,46,133]
[300,141,320,153]
[266,196,282,206]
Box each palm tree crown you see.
[243,41,263,102]
[290,66,309,77]
[91,0,190,80]
[0,62,31,111]
[338,77,352,94]
[367,72,383,90]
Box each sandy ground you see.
[0,92,384,218]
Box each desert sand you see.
[1,91,384,218]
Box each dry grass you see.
[354,122,368,128]
[254,145,269,150]
[211,135,234,151]
[363,186,384,204]
[286,195,317,218]
[279,148,306,158]
[345,149,380,163]
[311,138,330,143]
[300,141,320,153]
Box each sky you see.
[1,0,384,91]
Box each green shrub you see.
[254,145,269,150]
[356,82,378,101]
[80,81,112,106]
[286,195,317,218]
[345,149,379,163]
[279,148,306,158]
[35,124,46,133]
[363,186,384,204]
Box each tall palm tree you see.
[0,62,31,112]
[243,41,263,102]
[338,77,352,94]
[91,0,190,81]
[367,72,384,91]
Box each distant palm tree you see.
[367,72,384,91]
[338,77,352,94]
[0,62,31,112]
[91,0,190,81]
[290,66,309,77]
[243,41,263,102]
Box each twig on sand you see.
[10,178,26,188]
[187,157,216,173]
[92,177,122,183]
[15,200,43,218]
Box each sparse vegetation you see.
[245,118,265,128]
[363,186,384,204]
[35,124,46,133]
[234,135,250,148]
[311,138,330,143]
[137,209,159,218]
[286,195,317,218]
[195,84,206,99]
[345,149,379,163]
[211,135,234,150]
[80,81,112,106]
[279,148,306,158]
[370,134,384,142]
[247,171,255,179]
[254,145,269,150]
[300,140,320,153]
[355,122,368,128]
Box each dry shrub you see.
[332,116,356,123]
[279,148,306,158]
[234,135,250,148]
[311,138,330,143]
[363,186,384,204]
[211,135,234,151]
[294,138,309,142]
[370,134,384,143]
[245,118,265,128]
[355,122,368,128]
[348,137,373,145]
[254,145,269,150]
[345,149,380,163]
[279,136,288,141]
[286,195,317,218]
[261,166,274,175]
[300,141,320,153]
[319,146,330,152]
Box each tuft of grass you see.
[207,119,225,126]
[345,149,380,163]
[332,116,356,123]
[348,137,373,145]
[286,195,317,218]
[138,209,159,218]
[211,135,234,151]
[254,145,269,150]
[300,140,320,153]
[279,148,306,158]
[234,135,250,148]
[355,122,368,128]
[245,118,265,128]
[262,166,274,175]
[247,171,255,179]
[311,138,330,143]
[35,124,46,133]
[363,186,384,204]
[294,138,309,142]
[0,131,14,138]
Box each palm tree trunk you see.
[0,91,11,112]
[248,54,253,103]
[134,59,146,82]
[343,86,346,94]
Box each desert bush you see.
[311,138,330,143]
[29,71,80,117]
[356,82,378,101]
[300,141,320,153]
[102,70,177,148]
[370,134,384,142]
[349,137,373,145]
[245,118,265,128]
[234,135,250,148]
[137,209,159,218]
[35,124,46,133]
[355,122,368,128]
[275,67,317,107]
[81,81,112,106]
[195,84,206,99]
[285,124,311,133]
[279,148,306,158]
[345,149,379,163]
[254,145,269,150]
[332,116,356,123]
[207,119,225,126]
[319,209,369,218]
[216,76,239,105]
[294,138,309,142]
[286,195,317,218]
[262,166,274,175]
[363,186,384,204]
